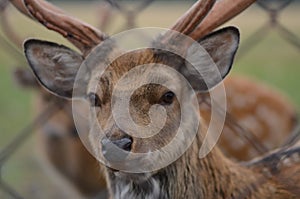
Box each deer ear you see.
[183,27,240,92]
[24,39,86,98]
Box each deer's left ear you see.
[182,27,240,92]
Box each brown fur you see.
[21,29,300,198]
[13,73,107,197]
[85,49,300,199]
[35,92,107,197]
[200,75,298,161]
[12,0,299,197]
[14,67,298,197]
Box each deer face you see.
[24,27,239,175]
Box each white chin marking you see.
[114,175,163,199]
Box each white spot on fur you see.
[239,116,263,135]
[291,153,300,163]
[277,153,300,169]
[255,105,282,136]
[282,157,293,167]
[229,137,244,150]
[262,167,272,178]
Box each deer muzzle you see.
[101,136,133,163]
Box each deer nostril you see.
[112,137,132,152]
[101,136,133,162]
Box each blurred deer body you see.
[10,0,300,198]
[36,98,107,197]
[201,75,297,161]
[14,69,107,198]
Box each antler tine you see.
[190,0,257,40]
[10,0,107,55]
[170,0,216,36]
[10,0,62,16]
[159,0,216,48]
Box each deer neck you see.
[154,134,259,199]
[105,124,274,199]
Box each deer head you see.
[10,0,248,169]
[23,20,239,168]
[24,25,240,199]
[20,1,300,199]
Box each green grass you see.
[0,2,299,198]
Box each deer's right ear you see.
[24,39,86,99]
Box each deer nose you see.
[101,136,133,162]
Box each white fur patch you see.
[114,177,164,199]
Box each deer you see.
[200,75,298,161]
[12,68,298,199]
[8,0,297,163]
[9,0,300,198]
[13,68,108,198]
[1,1,107,197]
[14,67,298,165]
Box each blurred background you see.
[0,0,299,198]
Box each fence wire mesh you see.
[0,0,299,198]
[237,0,300,60]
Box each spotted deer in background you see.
[10,0,300,198]
[200,75,298,161]
[13,68,107,198]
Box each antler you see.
[190,0,257,40]
[161,0,216,44]
[162,0,256,44]
[169,0,216,36]
[9,0,257,55]
[9,0,107,55]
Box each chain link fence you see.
[237,0,300,59]
[0,0,299,198]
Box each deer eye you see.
[87,92,101,107]
[160,91,175,105]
